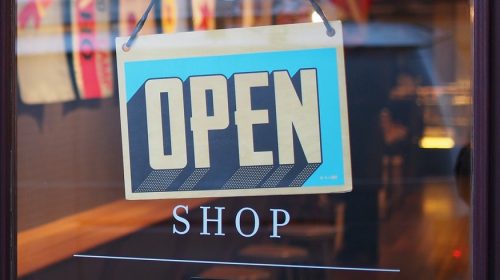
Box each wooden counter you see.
[18,198,211,277]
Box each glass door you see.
[12,0,477,279]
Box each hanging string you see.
[123,0,335,52]
[122,0,159,51]
[307,0,335,37]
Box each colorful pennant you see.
[191,0,215,30]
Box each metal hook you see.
[122,0,159,52]
[307,0,335,37]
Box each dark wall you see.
[17,99,124,231]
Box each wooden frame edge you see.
[472,0,493,278]
[0,0,16,279]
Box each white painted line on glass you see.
[74,254,400,273]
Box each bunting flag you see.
[241,0,255,27]
[160,0,177,33]
[191,0,216,30]
[17,0,76,104]
[254,0,273,26]
[119,0,158,36]
[70,0,114,100]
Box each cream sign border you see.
[116,21,352,200]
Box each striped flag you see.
[191,0,215,30]
[17,0,76,104]
[70,0,114,100]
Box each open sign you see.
[145,69,321,169]
[116,22,352,199]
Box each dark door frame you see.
[473,0,500,279]
[0,0,16,279]
[0,0,498,279]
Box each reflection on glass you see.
[17,0,472,279]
